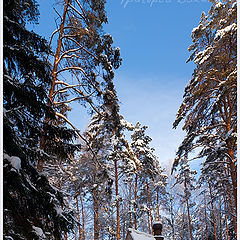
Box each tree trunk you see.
[204,195,209,240]
[38,0,70,170]
[186,198,193,240]
[225,95,237,211]
[147,208,151,235]
[181,205,185,240]
[220,98,237,212]
[146,183,153,235]
[223,195,230,240]
[222,165,237,235]
[74,186,82,240]
[184,179,193,240]
[123,221,126,240]
[219,198,223,240]
[208,182,217,240]
[93,189,99,240]
[114,157,120,240]
[134,174,138,230]
[80,194,85,240]
[170,190,175,240]
[64,232,68,240]
[156,187,160,221]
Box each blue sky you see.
[35,0,211,168]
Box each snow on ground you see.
[128,228,155,240]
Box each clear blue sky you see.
[35,0,211,168]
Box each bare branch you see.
[56,66,88,78]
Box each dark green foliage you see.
[4,154,74,240]
[3,0,76,238]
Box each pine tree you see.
[129,122,166,234]
[173,0,237,237]
[174,159,197,240]
[3,0,76,238]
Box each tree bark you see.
[156,187,160,221]
[186,198,193,240]
[208,182,217,240]
[114,157,120,240]
[146,183,153,235]
[38,0,70,171]
[184,179,193,240]
[221,97,237,211]
[74,186,82,240]
[204,195,209,240]
[134,174,138,230]
[222,165,237,234]
[181,205,185,240]
[170,190,175,240]
[64,232,68,240]
[93,189,99,240]
[223,195,230,240]
[80,194,85,240]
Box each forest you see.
[3,0,237,239]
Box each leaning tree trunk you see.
[38,0,70,171]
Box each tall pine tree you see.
[3,0,76,238]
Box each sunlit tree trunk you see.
[222,165,237,235]
[38,0,70,171]
[226,94,236,199]
[147,210,151,235]
[219,97,237,212]
[134,174,138,230]
[146,183,153,235]
[93,188,99,240]
[64,232,68,240]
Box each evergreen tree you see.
[175,159,197,240]
[129,122,166,234]
[173,0,237,237]
[3,0,77,239]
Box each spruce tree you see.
[3,0,76,238]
